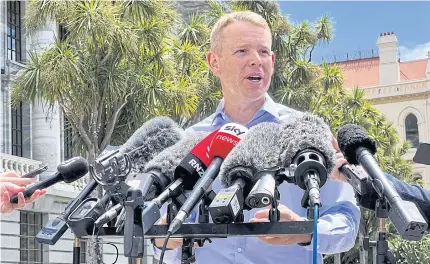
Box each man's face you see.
[207,21,275,103]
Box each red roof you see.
[332,57,428,88]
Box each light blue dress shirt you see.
[152,94,361,264]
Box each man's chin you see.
[244,88,267,101]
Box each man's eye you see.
[237,49,246,53]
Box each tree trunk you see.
[359,233,368,264]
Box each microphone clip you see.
[123,187,146,258]
[89,149,132,186]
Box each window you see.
[412,173,422,181]
[80,240,87,263]
[59,24,69,42]
[64,117,74,160]
[20,211,44,264]
[405,113,419,148]
[12,101,23,157]
[7,1,22,62]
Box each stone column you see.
[27,20,62,177]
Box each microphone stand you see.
[269,188,280,222]
[166,190,215,264]
[73,237,81,264]
[362,197,396,264]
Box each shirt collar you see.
[211,93,280,126]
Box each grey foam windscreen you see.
[143,131,209,181]
[119,116,184,172]
[219,122,284,187]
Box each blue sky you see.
[277,1,430,63]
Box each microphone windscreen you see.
[58,157,90,183]
[219,122,284,187]
[143,132,209,182]
[336,124,377,165]
[278,112,336,173]
[119,116,184,172]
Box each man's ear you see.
[271,52,275,68]
[207,51,220,77]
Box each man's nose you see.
[249,51,262,66]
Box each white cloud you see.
[398,41,430,61]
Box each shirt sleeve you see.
[301,180,361,254]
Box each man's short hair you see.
[210,11,271,54]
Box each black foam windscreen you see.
[219,122,284,187]
[336,124,377,165]
[143,131,209,182]
[58,157,90,183]
[119,116,184,172]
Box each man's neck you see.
[223,96,265,125]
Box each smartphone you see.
[21,165,48,178]
[413,142,430,165]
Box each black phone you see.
[21,165,48,178]
[413,142,430,165]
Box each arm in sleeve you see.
[386,174,430,224]
[301,180,361,254]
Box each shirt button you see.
[237,247,242,253]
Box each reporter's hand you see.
[153,215,199,249]
[329,137,348,183]
[0,171,46,214]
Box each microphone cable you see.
[313,205,319,264]
[159,231,172,264]
[89,225,119,264]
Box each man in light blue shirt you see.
[152,10,360,264]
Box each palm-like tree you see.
[13,1,210,263]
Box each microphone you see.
[216,122,284,214]
[168,123,248,234]
[140,131,212,233]
[277,113,336,209]
[337,124,428,240]
[10,157,89,204]
[246,171,277,208]
[173,129,220,190]
[120,116,185,171]
[91,116,184,184]
[37,117,184,245]
[36,179,97,245]
[87,116,185,229]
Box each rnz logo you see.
[188,158,205,177]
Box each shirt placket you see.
[233,210,249,264]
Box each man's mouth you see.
[247,76,262,82]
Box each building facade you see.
[335,32,430,188]
[0,1,154,264]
